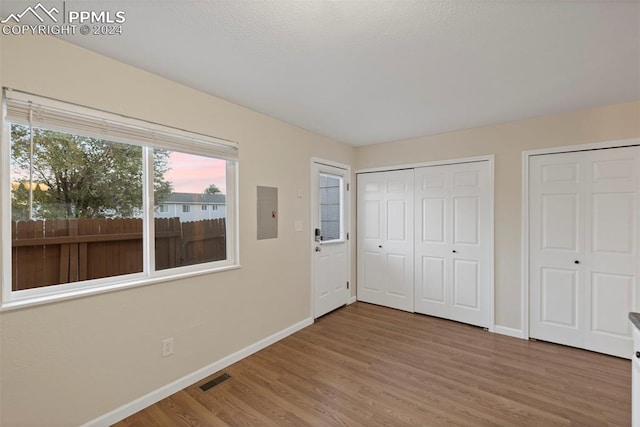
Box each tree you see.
[204,183,221,194]
[10,125,173,220]
[153,149,173,207]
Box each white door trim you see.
[356,155,493,174]
[520,138,640,340]
[355,155,495,333]
[310,157,351,319]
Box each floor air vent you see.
[199,373,232,392]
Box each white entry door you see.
[312,162,349,318]
[530,146,640,358]
[357,170,414,312]
[414,161,492,328]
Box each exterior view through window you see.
[10,125,145,289]
[4,89,238,303]
[153,150,227,271]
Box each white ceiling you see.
[8,1,640,145]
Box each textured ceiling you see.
[4,1,640,145]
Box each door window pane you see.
[319,173,343,242]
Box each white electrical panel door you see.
[357,169,414,312]
[414,161,492,328]
[530,146,640,358]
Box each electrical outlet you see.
[162,337,174,357]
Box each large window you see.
[2,89,238,307]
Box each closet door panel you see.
[415,165,452,319]
[357,170,414,312]
[530,152,584,347]
[415,161,492,327]
[584,146,640,357]
[449,161,492,327]
[530,146,640,358]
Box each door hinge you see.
[347,232,350,240]
[347,183,350,191]
[347,281,350,289]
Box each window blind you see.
[3,88,238,160]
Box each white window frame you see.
[1,88,240,310]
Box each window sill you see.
[0,264,241,312]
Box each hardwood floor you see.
[116,302,631,426]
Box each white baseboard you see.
[348,295,357,305]
[493,325,526,339]
[82,317,314,427]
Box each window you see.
[2,89,239,308]
[201,205,207,211]
[319,173,344,242]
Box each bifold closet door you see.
[530,146,640,358]
[357,170,414,312]
[414,161,492,328]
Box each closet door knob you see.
[636,351,640,359]
[452,250,457,253]
[378,245,382,248]
[574,260,580,264]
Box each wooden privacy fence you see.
[11,217,226,291]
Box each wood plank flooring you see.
[116,302,631,426]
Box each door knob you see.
[315,246,321,252]
[378,245,382,248]
[636,351,640,359]
[574,260,580,264]
[452,250,457,253]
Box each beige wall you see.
[357,101,640,329]
[0,36,355,426]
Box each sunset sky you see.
[11,150,228,195]
[164,152,227,194]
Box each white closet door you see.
[584,147,640,357]
[414,161,492,327]
[530,146,640,358]
[357,170,414,312]
[530,151,584,348]
[414,164,451,319]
